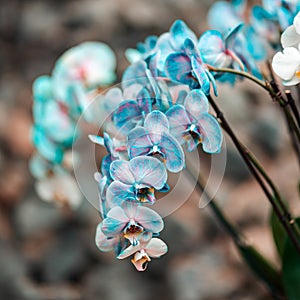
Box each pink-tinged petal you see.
[281,25,300,49]
[95,224,117,252]
[184,90,209,120]
[88,134,104,146]
[129,156,167,190]
[131,251,151,271]
[144,111,169,144]
[272,48,300,81]
[110,160,135,184]
[135,206,164,233]
[198,113,223,153]
[161,133,185,172]
[127,127,153,158]
[106,181,135,207]
[145,238,168,258]
[117,244,141,259]
[166,105,190,142]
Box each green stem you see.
[185,168,284,297]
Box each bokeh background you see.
[0,0,299,299]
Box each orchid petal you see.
[146,238,168,258]
[110,160,135,184]
[106,181,135,207]
[184,89,209,119]
[170,20,197,50]
[191,56,210,94]
[198,113,223,153]
[166,105,190,142]
[101,206,129,236]
[137,87,152,114]
[129,156,167,189]
[127,127,153,158]
[161,133,185,172]
[117,244,141,259]
[154,33,175,72]
[95,224,117,252]
[113,100,141,133]
[198,30,224,65]
[272,47,300,81]
[165,53,197,88]
[88,134,104,146]
[144,110,169,144]
[122,60,147,88]
[281,25,300,49]
[135,206,164,233]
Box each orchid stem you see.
[208,66,300,142]
[207,95,300,255]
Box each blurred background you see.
[0,0,299,299]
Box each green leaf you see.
[270,209,288,257]
[282,218,300,300]
[237,243,283,295]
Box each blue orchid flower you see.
[127,110,185,173]
[166,89,223,153]
[199,24,246,84]
[164,33,217,95]
[113,87,152,134]
[106,156,168,206]
[101,201,163,246]
[154,20,197,73]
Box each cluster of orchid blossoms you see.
[30,0,300,271]
[30,42,117,208]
